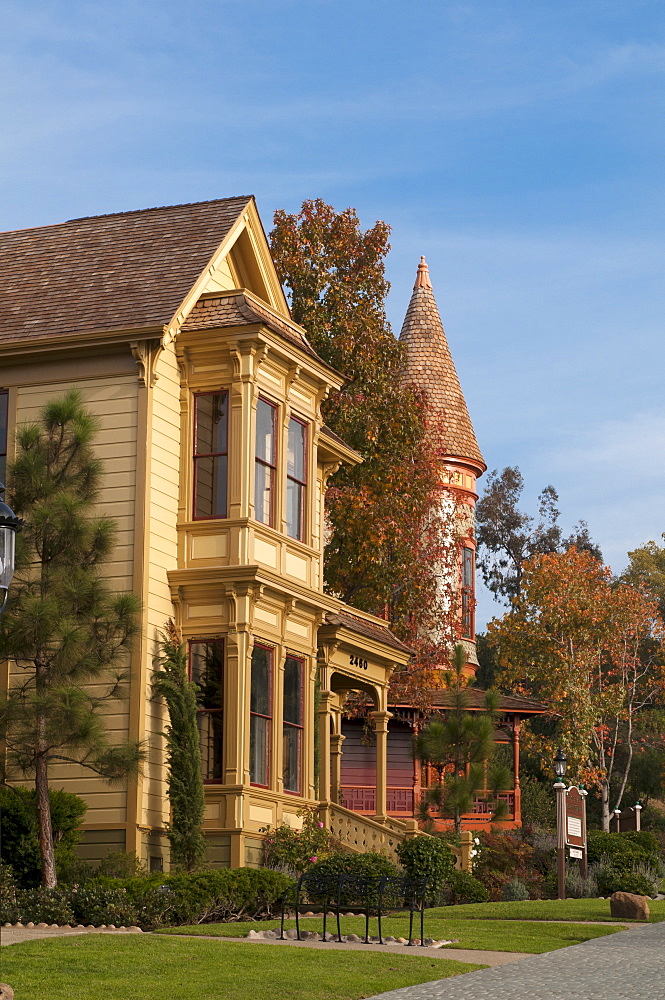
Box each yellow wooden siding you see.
[13,374,139,829]
[143,344,181,830]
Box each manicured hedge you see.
[0,866,294,930]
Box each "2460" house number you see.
[349,653,369,670]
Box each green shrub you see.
[474,831,544,900]
[69,885,139,926]
[96,852,148,879]
[591,858,660,898]
[262,809,337,874]
[445,870,489,905]
[520,778,556,829]
[586,831,661,872]
[55,854,95,886]
[396,836,456,898]
[16,888,75,925]
[104,868,295,929]
[502,878,528,901]
[306,852,402,908]
[0,786,87,887]
[565,867,599,899]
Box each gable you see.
[0,196,289,351]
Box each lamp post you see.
[554,748,567,901]
[0,483,22,614]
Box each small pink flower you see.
[310,856,318,862]
[317,822,324,828]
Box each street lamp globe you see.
[0,484,23,613]
[554,748,567,780]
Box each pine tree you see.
[0,390,142,887]
[152,622,206,871]
[416,645,510,833]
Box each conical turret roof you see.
[399,257,486,473]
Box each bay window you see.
[286,417,307,541]
[250,644,273,786]
[283,655,304,794]
[193,392,228,519]
[189,639,224,781]
[254,399,277,527]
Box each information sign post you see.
[565,786,588,879]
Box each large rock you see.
[0,985,15,1000]
[610,891,650,921]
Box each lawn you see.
[426,898,665,923]
[160,915,621,953]
[0,935,483,1000]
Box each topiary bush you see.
[502,878,529,902]
[396,836,456,900]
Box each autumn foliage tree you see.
[476,466,601,604]
[488,547,665,830]
[270,200,463,703]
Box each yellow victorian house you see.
[0,197,415,871]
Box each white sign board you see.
[567,816,582,839]
[569,847,583,860]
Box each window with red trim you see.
[0,390,8,486]
[286,418,307,541]
[189,639,224,781]
[461,546,475,639]
[193,392,228,519]
[254,398,277,527]
[283,655,304,793]
[250,644,272,786]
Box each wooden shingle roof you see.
[399,257,485,473]
[181,290,330,367]
[0,197,252,345]
[324,610,413,655]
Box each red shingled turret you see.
[399,257,486,475]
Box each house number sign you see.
[349,653,369,670]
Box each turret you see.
[399,257,486,669]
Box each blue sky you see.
[2,1,664,626]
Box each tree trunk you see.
[600,778,611,833]
[34,754,57,888]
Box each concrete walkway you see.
[0,926,142,947]
[364,920,665,1000]
[163,931,527,966]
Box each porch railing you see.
[340,785,414,814]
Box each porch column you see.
[330,733,345,805]
[513,719,521,824]
[318,690,334,821]
[371,710,392,822]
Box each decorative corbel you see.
[130,339,161,387]
[226,587,238,634]
[315,386,331,420]
[286,364,301,397]
[322,461,342,486]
